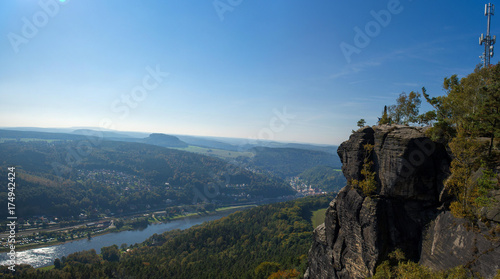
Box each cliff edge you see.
[305,125,500,279]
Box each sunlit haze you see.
[1,0,498,145]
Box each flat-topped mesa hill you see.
[305,125,500,279]
[143,133,188,148]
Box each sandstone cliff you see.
[305,125,500,279]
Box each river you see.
[0,208,244,268]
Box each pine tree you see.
[357,119,366,128]
[473,63,500,156]
[379,106,391,125]
[445,130,482,219]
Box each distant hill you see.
[235,141,338,154]
[0,129,134,142]
[0,127,77,134]
[1,127,339,154]
[279,143,338,155]
[143,133,188,148]
[176,135,239,151]
[72,129,134,139]
[0,129,88,141]
[1,128,342,182]
[0,140,293,218]
[298,165,346,192]
[239,147,342,178]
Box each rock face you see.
[420,211,500,278]
[305,125,500,279]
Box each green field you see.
[37,265,55,271]
[215,205,257,212]
[174,145,255,160]
[311,208,328,228]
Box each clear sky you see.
[0,0,498,145]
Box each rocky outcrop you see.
[420,211,500,278]
[305,125,500,279]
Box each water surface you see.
[0,209,241,268]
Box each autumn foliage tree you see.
[423,63,500,147]
[418,64,500,220]
[445,130,482,219]
[351,144,377,197]
[473,64,500,156]
[268,269,301,279]
[388,91,422,125]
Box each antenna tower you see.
[479,3,496,67]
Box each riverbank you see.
[1,205,255,253]
[1,206,256,269]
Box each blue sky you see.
[0,0,498,145]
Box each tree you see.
[120,243,128,251]
[54,258,62,269]
[379,106,391,125]
[473,63,500,156]
[351,144,377,197]
[426,63,499,152]
[370,248,473,279]
[440,73,481,133]
[114,219,124,229]
[445,130,482,219]
[388,91,422,125]
[357,119,366,128]
[101,244,121,262]
[435,66,491,134]
[422,87,455,143]
[416,110,436,126]
[255,262,281,278]
[422,63,500,219]
[268,269,301,279]
[474,163,497,208]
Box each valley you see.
[0,129,344,258]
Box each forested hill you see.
[0,140,294,218]
[0,129,89,141]
[2,194,334,279]
[0,130,342,181]
[298,166,346,193]
[241,147,342,178]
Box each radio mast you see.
[479,3,496,67]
